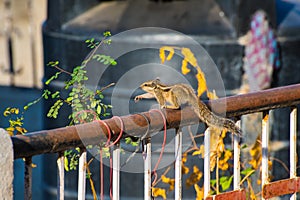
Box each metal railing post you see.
[175,128,182,199]
[290,107,297,200]
[144,138,152,200]
[261,111,269,200]
[233,120,241,190]
[204,127,211,198]
[113,147,121,200]
[57,152,65,200]
[78,149,87,200]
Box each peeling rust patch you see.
[263,177,300,199]
[206,189,246,200]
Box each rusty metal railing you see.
[11,83,300,199]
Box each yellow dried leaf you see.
[192,145,204,156]
[221,129,227,138]
[219,150,232,171]
[7,131,14,136]
[182,153,190,174]
[181,47,197,67]
[210,152,217,171]
[181,59,190,74]
[186,165,203,188]
[152,187,167,199]
[182,153,188,163]
[159,46,175,64]
[159,48,166,64]
[257,179,261,185]
[161,175,175,191]
[182,165,190,175]
[14,108,19,114]
[196,70,207,97]
[194,184,204,200]
[3,110,10,117]
[249,136,262,169]
[15,126,27,134]
[166,48,174,61]
[207,90,218,100]
[6,127,14,132]
[31,163,37,168]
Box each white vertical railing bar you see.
[144,138,152,200]
[78,149,87,200]
[261,111,269,200]
[234,120,241,190]
[204,127,211,198]
[24,157,32,200]
[175,128,182,200]
[113,147,121,200]
[57,153,65,200]
[290,107,297,200]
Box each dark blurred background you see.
[0,0,299,199]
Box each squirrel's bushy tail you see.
[196,101,242,135]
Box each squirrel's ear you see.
[155,77,160,81]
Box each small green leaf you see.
[64,158,69,171]
[241,167,255,176]
[96,105,101,115]
[66,96,73,102]
[111,60,117,65]
[210,179,217,187]
[220,176,233,191]
[91,101,97,108]
[103,31,111,37]
[51,91,60,99]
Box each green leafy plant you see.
[4,31,116,170]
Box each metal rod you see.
[210,83,300,117]
[113,147,121,200]
[261,111,269,200]
[12,83,300,159]
[175,128,182,200]
[144,138,152,200]
[204,127,211,198]
[78,149,86,200]
[57,152,64,200]
[290,107,297,200]
[233,120,241,190]
[24,157,32,200]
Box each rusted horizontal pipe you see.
[211,83,300,117]
[12,84,300,159]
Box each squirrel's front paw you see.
[134,95,142,102]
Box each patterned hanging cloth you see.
[240,10,280,92]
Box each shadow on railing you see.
[10,83,300,200]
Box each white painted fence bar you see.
[113,147,121,200]
[57,153,65,200]
[175,128,182,200]
[204,127,211,198]
[290,107,297,200]
[261,111,270,200]
[78,150,87,200]
[144,138,152,200]
[233,120,241,190]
